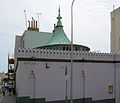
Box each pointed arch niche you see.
[29,70,36,99]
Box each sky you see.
[0,0,120,72]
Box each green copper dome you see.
[35,7,90,52]
[45,7,71,46]
[46,27,71,45]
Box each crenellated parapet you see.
[15,48,120,62]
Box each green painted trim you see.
[46,98,115,103]
[17,97,115,103]
[18,96,30,103]
[18,97,45,103]
[30,98,45,103]
[46,98,92,103]
[92,98,115,103]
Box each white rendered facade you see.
[111,7,120,53]
[14,7,120,103]
[15,48,120,103]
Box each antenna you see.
[35,13,42,29]
[113,5,115,11]
[24,10,27,29]
[32,17,35,21]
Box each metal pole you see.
[114,54,116,102]
[66,79,68,103]
[70,1,75,103]
[24,10,27,29]
[37,14,39,28]
[82,70,85,103]
[36,13,41,28]
[65,65,68,103]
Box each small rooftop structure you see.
[27,17,39,32]
[36,7,90,51]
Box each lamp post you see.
[82,70,85,103]
[65,65,68,103]
[70,1,75,103]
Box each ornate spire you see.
[57,6,62,21]
[56,6,63,27]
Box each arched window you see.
[75,47,78,51]
[63,47,65,51]
[66,47,68,51]
[69,47,71,51]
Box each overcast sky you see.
[0,0,120,72]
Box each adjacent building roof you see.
[22,30,52,49]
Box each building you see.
[8,53,15,85]
[0,72,8,86]
[16,7,90,51]
[0,72,5,85]
[15,8,120,103]
[111,7,120,53]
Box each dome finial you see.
[58,6,60,17]
[57,6,62,21]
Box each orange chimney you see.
[54,24,56,30]
[28,20,30,27]
[28,19,39,31]
[34,20,35,28]
[31,21,33,28]
[36,21,37,28]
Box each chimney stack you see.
[28,20,30,27]
[27,17,39,31]
[31,21,33,28]
[27,19,39,31]
[54,24,56,30]
[53,24,56,33]
[32,17,36,28]
[36,21,38,28]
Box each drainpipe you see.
[114,53,116,103]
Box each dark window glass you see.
[66,47,68,51]
[76,47,78,51]
[63,47,65,51]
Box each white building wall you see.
[16,62,31,97]
[116,63,120,103]
[83,63,114,100]
[15,36,22,49]
[111,7,120,53]
[15,48,120,103]
[16,60,115,101]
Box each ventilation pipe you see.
[36,21,37,29]
[31,21,33,28]
[54,24,56,30]
[32,17,35,28]
[28,20,30,27]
